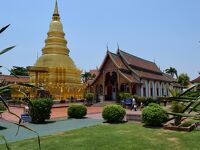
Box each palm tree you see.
[178,73,190,87]
[165,67,178,78]
[81,72,92,83]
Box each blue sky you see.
[1,0,200,79]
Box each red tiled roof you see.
[164,73,177,82]
[191,75,200,83]
[90,69,99,77]
[109,52,128,70]
[134,69,170,82]
[119,50,162,73]
[91,50,171,85]
[0,75,30,83]
[171,82,183,88]
[119,71,140,83]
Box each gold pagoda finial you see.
[53,0,60,21]
[54,0,59,15]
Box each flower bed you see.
[164,123,196,132]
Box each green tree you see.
[165,67,178,78]
[10,66,29,76]
[81,72,91,83]
[178,73,190,87]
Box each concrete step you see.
[126,113,142,121]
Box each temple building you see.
[89,49,180,101]
[191,75,200,84]
[0,74,30,99]
[28,0,84,99]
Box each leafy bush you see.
[171,101,185,126]
[68,104,87,118]
[142,103,168,126]
[28,98,53,123]
[180,120,198,127]
[0,102,6,111]
[102,104,126,123]
[134,96,145,106]
[144,97,157,106]
[84,93,95,105]
[116,92,132,103]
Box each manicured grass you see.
[1,122,200,150]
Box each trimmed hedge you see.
[68,104,87,118]
[142,103,168,126]
[102,104,126,123]
[28,98,53,123]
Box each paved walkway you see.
[0,105,104,143]
[0,104,143,144]
[0,118,103,143]
[2,106,103,122]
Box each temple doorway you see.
[107,85,112,100]
[132,84,136,95]
[105,72,117,101]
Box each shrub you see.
[171,101,185,126]
[84,93,95,105]
[68,104,87,118]
[0,102,6,111]
[144,97,156,106]
[134,96,145,106]
[142,103,168,126]
[180,120,198,127]
[118,92,132,100]
[28,98,53,123]
[102,104,126,123]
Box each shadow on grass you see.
[0,126,7,130]
[142,124,163,129]
[103,120,128,124]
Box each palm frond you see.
[0,135,10,150]
[0,24,10,34]
[0,46,15,55]
[167,112,200,117]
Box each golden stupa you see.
[28,0,84,99]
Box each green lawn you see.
[1,122,200,150]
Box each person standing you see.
[132,98,137,111]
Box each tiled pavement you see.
[1,106,103,123]
[0,105,104,143]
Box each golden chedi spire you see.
[53,0,59,18]
[29,0,84,99]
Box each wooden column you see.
[117,70,120,91]
[129,83,132,94]
[102,71,105,101]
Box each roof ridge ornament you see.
[117,43,120,50]
[106,43,109,52]
[117,42,121,53]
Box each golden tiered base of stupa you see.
[28,1,84,99]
